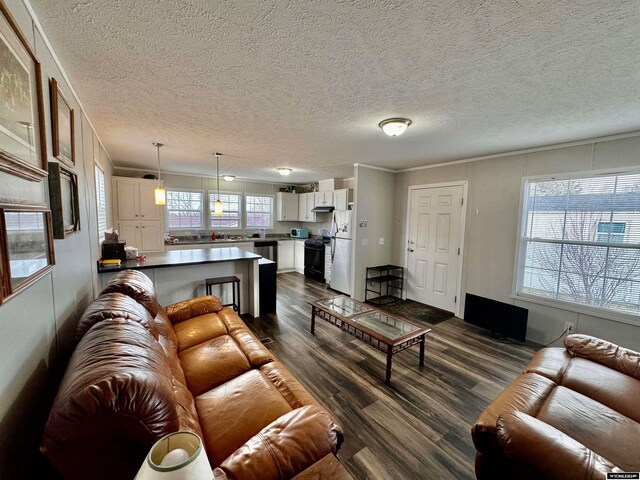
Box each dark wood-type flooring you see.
[243,273,538,479]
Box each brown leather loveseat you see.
[472,334,640,479]
[40,269,344,479]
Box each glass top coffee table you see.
[310,295,432,385]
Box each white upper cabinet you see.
[276,192,299,221]
[298,193,316,222]
[333,189,350,210]
[114,177,162,221]
[314,191,333,207]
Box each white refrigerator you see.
[329,210,353,296]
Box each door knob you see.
[408,248,414,252]
[409,240,415,245]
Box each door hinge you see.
[461,198,464,206]
[454,296,457,303]
[458,247,460,255]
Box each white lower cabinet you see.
[294,240,305,274]
[118,221,164,253]
[277,240,295,273]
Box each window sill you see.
[510,292,640,327]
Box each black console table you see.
[365,264,404,305]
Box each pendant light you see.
[153,142,166,205]
[213,153,223,216]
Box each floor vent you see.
[259,337,274,345]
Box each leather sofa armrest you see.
[564,334,640,381]
[497,411,622,479]
[213,405,344,480]
[164,296,223,324]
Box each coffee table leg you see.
[419,334,425,367]
[386,345,393,385]
[311,307,316,335]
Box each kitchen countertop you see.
[98,247,261,273]
[165,235,297,246]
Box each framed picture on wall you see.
[0,1,48,181]
[50,78,75,167]
[0,204,55,305]
[48,162,80,238]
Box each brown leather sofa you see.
[40,270,346,480]
[472,334,640,479]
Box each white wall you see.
[351,165,396,301]
[393,136,640,350]
[0,2,113,477]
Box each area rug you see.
[373,298,454,325]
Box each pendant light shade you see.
[213,153,223,216]
[153,142,165,205]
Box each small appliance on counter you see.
[102,241,127,262]
[290,227,309,238]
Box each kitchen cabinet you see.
[113,176,165,253]
[114,177,162,221]
[117,221,164,253]
[333,189,351,210]
[314,191,333,207]
[298,193,316,222]
[294,240,305,274]
[277,240,295,272]
[276,192,299,221]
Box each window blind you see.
[245,195,273,228]
[94,166,107,241]
[167,190,204,229]
[209,193,241,228]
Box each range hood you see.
[311,205,335,213]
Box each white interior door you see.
[407,185,465,313]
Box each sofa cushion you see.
[174,312,228,352]
[76,292,158,340]
[565,334,640,381]
[41,319,180,480]
[472,373,556,453]
[560,357,640,425]
[537,386,640,471]
[196,369,293,467]
[166,295,223,323]
[523,347,571,384]
[260,361,322,410]
[180,335,252,396]
[102,269,159,317]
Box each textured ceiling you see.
[30,0,640,183]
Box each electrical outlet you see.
[564,321,575,334]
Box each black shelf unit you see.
[365,264,404,305]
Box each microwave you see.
[291,227,309,238]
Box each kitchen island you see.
[98,247,262,316]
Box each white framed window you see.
[209,192,242,229]
[245,195,273,229]
[515,170,640,317]
[94,166,107,242]
[166,189,204,230]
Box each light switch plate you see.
[379,238,384,245]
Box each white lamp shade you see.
[135,431,212,480]
[213,199,223,216]
[155,187,166,205]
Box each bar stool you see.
[205,275,240,312]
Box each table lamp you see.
[135,431,212,480]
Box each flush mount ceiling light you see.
[213,153,223,216]
[277,167,292,176]
[222,175,236,182]
[152,142,165,205]
[378,118,412,137]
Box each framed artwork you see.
[48,162,80,238]
[0,203,55,305]
[50,78,75,166]
[0,1,47,181]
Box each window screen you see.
[209,193,241,228]
[517,171,640,316]
[246,195,273,228]
[166,190,204,229]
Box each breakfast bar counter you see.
[98,247,262,316]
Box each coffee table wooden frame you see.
[310,296,432,385]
